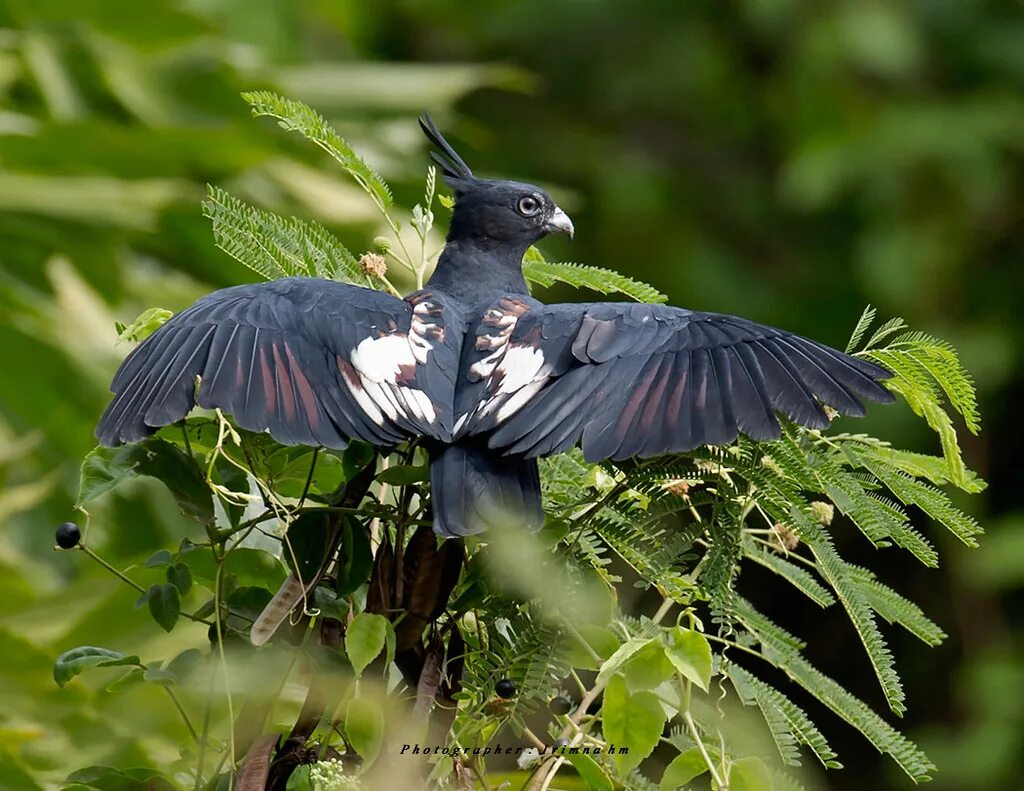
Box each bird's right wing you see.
[97,277,462,449]
[456,298,894,461]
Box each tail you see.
[428,441,543,538]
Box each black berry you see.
[495,678,517,699]
[549,696,572,715]
[55,522,81,549]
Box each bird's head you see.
[419,115,574,252]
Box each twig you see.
[685,711,726,789]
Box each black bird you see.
[96,116,894,537]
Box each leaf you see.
[728,757,774,791]
[345,613,388,675]
[203,185,372,286]
[345,696,385,768]
[845,304,876,353]
[659,748,709,790]
[623,639,674,692]
[142,667,176,687]
[565,750,614,791]
[729,664,840,769]
[53,647,140,688]
[664,627,713,691]
[336,517,373,596]
[523,248,667,304]
[146,583,181,632]
[116,307,172,343]
[166,563,192,596]
[64,766,175,791]
[601,675,665,773]
[376,463,429,485]
[733,599,935,782]
[566,625,621,671]
[741,536,834,608]
[77,438,214,525]
[242,91,393,208]
[144,550,172,568]
[282,510,334,582]
[594,637,650,686]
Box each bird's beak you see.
[545,206,574,239]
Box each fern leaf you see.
[203,186,372,286]
[845,304,876,353]
[523,247,667,303]
[729,664,841,769]
[741,536,835,608]
[846,567,946,646]
[863,316,909,349]
[802,532,906,715]
[861,457,983,547]
[851,445,986,494]
[241,91,393,208]
[733,598,935,782]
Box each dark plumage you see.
[96,115,894,537]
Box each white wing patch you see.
[338,299,446,428]
[458,297,549,431]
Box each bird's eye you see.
[517,195,542,216]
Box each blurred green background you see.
[0,0,1021,788]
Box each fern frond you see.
[863,316,909,350]
[241,91,393,208]
[741,536,835,608]
[522,247,667,303]
[729,664,841,769]
[845,305,876,353]
[853,452,984,548]
[847,567,946,646]
[733,598,935,782]
[787,433,939,566]
[802,532,906,715]
[203,186,371,286]
[865,330,980,489]
[886,331,980,433]
[700,508,745,614]
[849,444,986,494]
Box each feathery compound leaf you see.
[863,326,981,488]
[783,432,938,566]
[203,186,373,286]
[863,316,909,350]
[851,451,984,548]
[802,531,906,715]
[729,664,841,769]
[523,248,668,303]
[849,444,986,494]
[845,305,876,353]
[733,598,935,782]
[741,536,835,608]
[881,331,980,433]
[846,567,946,647]
[241,91,393,208]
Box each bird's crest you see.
[419,114,474,183]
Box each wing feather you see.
[464,299,893,462]
[97,278,460,450]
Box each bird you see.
[96,115,895,538]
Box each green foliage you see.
[203,186,373,286]
[242,91,394,210]
[523,247,668,303]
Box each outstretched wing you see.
[457,297,894,461]
[97,277,461,449]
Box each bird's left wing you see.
[456,297,894,461]
[97,278,461,449]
